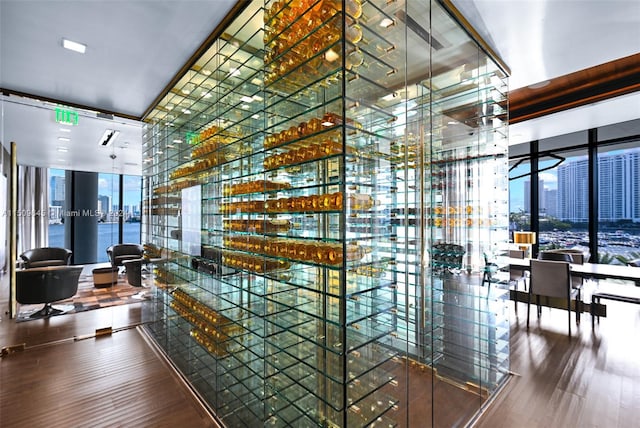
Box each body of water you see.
[48,222,141,263]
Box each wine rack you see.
[141,1,510,427]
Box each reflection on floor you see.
[3,273,637,427]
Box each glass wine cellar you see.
[141,0,510,426]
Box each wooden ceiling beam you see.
[509,53,640,124]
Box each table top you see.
[504,257,640,282]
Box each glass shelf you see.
[141,0,510,426]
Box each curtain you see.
[17,165,48,255]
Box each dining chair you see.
[539,250,584,289]
[509,249,528,314]
[527,259,581,337]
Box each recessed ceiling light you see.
[57,147,68,152]
[59,128,71,133]
[528,80,551,89]
[62,38,86,54]
[58,137,70,142]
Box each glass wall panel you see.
[48,168,66,248]
[123,175,142,244]
[597,141,640,264]
[537,148,589,253]
[141,1,509,426]
[47,169,141,262]
[97,172,120,262]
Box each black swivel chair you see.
[16,265,84,318]
[20,247,72,269]
[106,244,144,270]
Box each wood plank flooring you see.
[2,281,640,427]
[0,302,219,428]
[475,295,640,428]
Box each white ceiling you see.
[0,0,236,175]
[1,0,639,174]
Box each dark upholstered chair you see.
[20,247,72,269]
[528,259,581,337]
[539,250,584,289]
[106,244,144,269]
[16,265,84,318]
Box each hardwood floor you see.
[475,295,640,428]
[0,303,219,428]
[2,280,640,428]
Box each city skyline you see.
[48,169,141,222]
[510,148,640,222]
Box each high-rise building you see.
[50,176,65,208]
[558,151,640,222]
[545,189,558,218]
[558,159,590,222]
[97,195,111,217]
[598,151,640,222]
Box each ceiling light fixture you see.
[62,38,86,54]
[99,129,120,147]
[528,80,551,89]
[57,147,68,152]
[59,127,71,133]
[58,137,70,142]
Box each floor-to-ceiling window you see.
[98,172,120,262]
[47,168,142,263]
[48,168,65,248]
[509,118,640,264]
[123,175,142,245]
[508,144,532,238]
[596,140,640,264]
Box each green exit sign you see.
[55,107,79,126]
[186,132,199,145]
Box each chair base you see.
[28,303,64,319]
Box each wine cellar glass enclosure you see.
[141,0,510,426]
